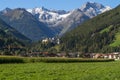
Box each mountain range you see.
[27,2,111,35]
[0,2,111,41]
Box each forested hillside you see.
[0,18,28,55]
[61,5,120,53]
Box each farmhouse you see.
[93,53,105,59]
[42,38,49,43]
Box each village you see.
[25,51,120,60]
[20,37,119,60]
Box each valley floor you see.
[0,61,120,80]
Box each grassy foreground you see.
[0,61,120,80]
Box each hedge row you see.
[42,58,115,63]
[0,56,24,63]
[0,56,115,64]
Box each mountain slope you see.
[0,8,54,41]
[0,18,30,42]
[61,5,120,53]
[58,9,90,35]
[0,18,28,55]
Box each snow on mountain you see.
[100,6,112,13]
[27,7,71,26]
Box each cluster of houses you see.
[92,52,120,60]
[42,37,60,44]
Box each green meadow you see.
[0,61,120,80]
[110,31,120,47]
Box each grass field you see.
[0,61,120,80]
[100,25,113,34]
[110,31,120,47]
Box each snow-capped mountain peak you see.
[27,7,49,14]
[80,2,111,18]
[80,2,104,11]
[27,7,71,26]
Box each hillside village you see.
[42,37,60,45]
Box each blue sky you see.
[0,0,119,11]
